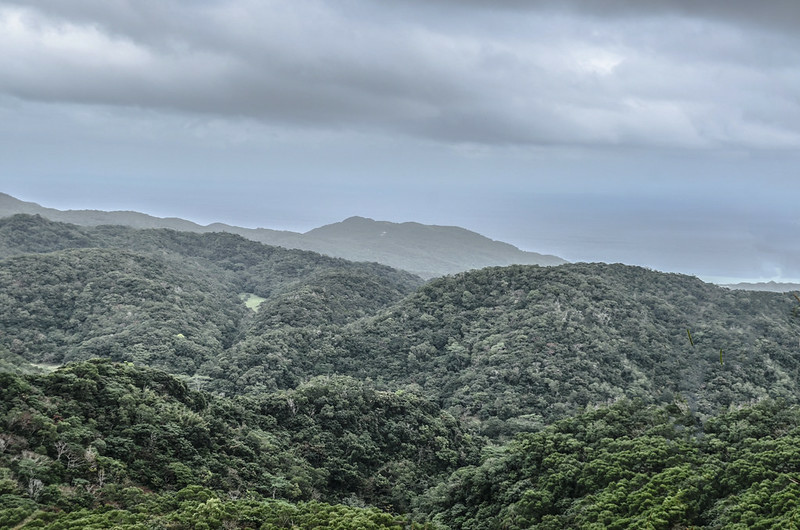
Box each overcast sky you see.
[1,0,799,282]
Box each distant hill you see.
[723,280,800,292]
[0,192,565,278]
[301,216,565,278]
[4,207,800,528]
[4,214,799,434]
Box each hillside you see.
[0,215,421,375]
[2,215,799,430]
[0,214,421,294]
[420,399,800,528]
[0,193,565,278]
[210,263,800,434]
[3,361,799,528]
[0,248,246,373]
[300,216,565,278]
[0,360,479,526]
[3,216,800,527]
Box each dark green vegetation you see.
[213,263,800,434]
[0,348,45,376]
[0,214,420,376]
[0,248,244,373]
[0,193,565,278]
[0,360,475,528]
[2,213,800,527]
[3,363,800,528]
[423,399,800,528]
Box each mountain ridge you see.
[3,215,800,527]
[0,192,565,278]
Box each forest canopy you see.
[1,214,799,527]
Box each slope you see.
[218,263,800,433]
[0,360,480,521]
[419,399,800,528]
[302,216,565,278]
[0,248,245,373]
[0,215,422,375]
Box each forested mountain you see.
[0,193,565,278]
[3,215,799,427]
[298,216,565,278]
[0,248,245,373]
[0,214,421,375]
[207,263,800,434]
[0,214,421,297]
[2,212,800,527]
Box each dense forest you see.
[307,263,800,431]
[3,363,800,528]
[0,214,420,375]
[1,214,800,527]
[0,360,479,527]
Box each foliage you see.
[301,263,800,433]
[0,215,421,376]
[0,248,245,373]
[419,399,800,529]
[0,214,422,300]
[0,360,479,519]
[3,214,800,528]
[0,347,44,375]
[248,376,481,512]
[2,488,410,529]
[5,215,799,436]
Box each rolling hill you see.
[3,214,799,429]
[208,263,800,434]
[3,213,800,527]
[0,214,421,375]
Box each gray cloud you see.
[408,0,800,32]
[2,0,800,148]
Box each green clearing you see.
[30,362,61,372]
[239,292,267,311]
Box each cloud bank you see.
[2,0,800,148]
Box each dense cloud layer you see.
[2,0,800,148]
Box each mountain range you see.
[0,192,565,278]
[2,212,800,527]
[2,214,799,428]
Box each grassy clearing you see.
[239,293,267,312]
[30,362,61,372]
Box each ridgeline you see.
[1,213,799,528]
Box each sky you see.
[1,0,799,283]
